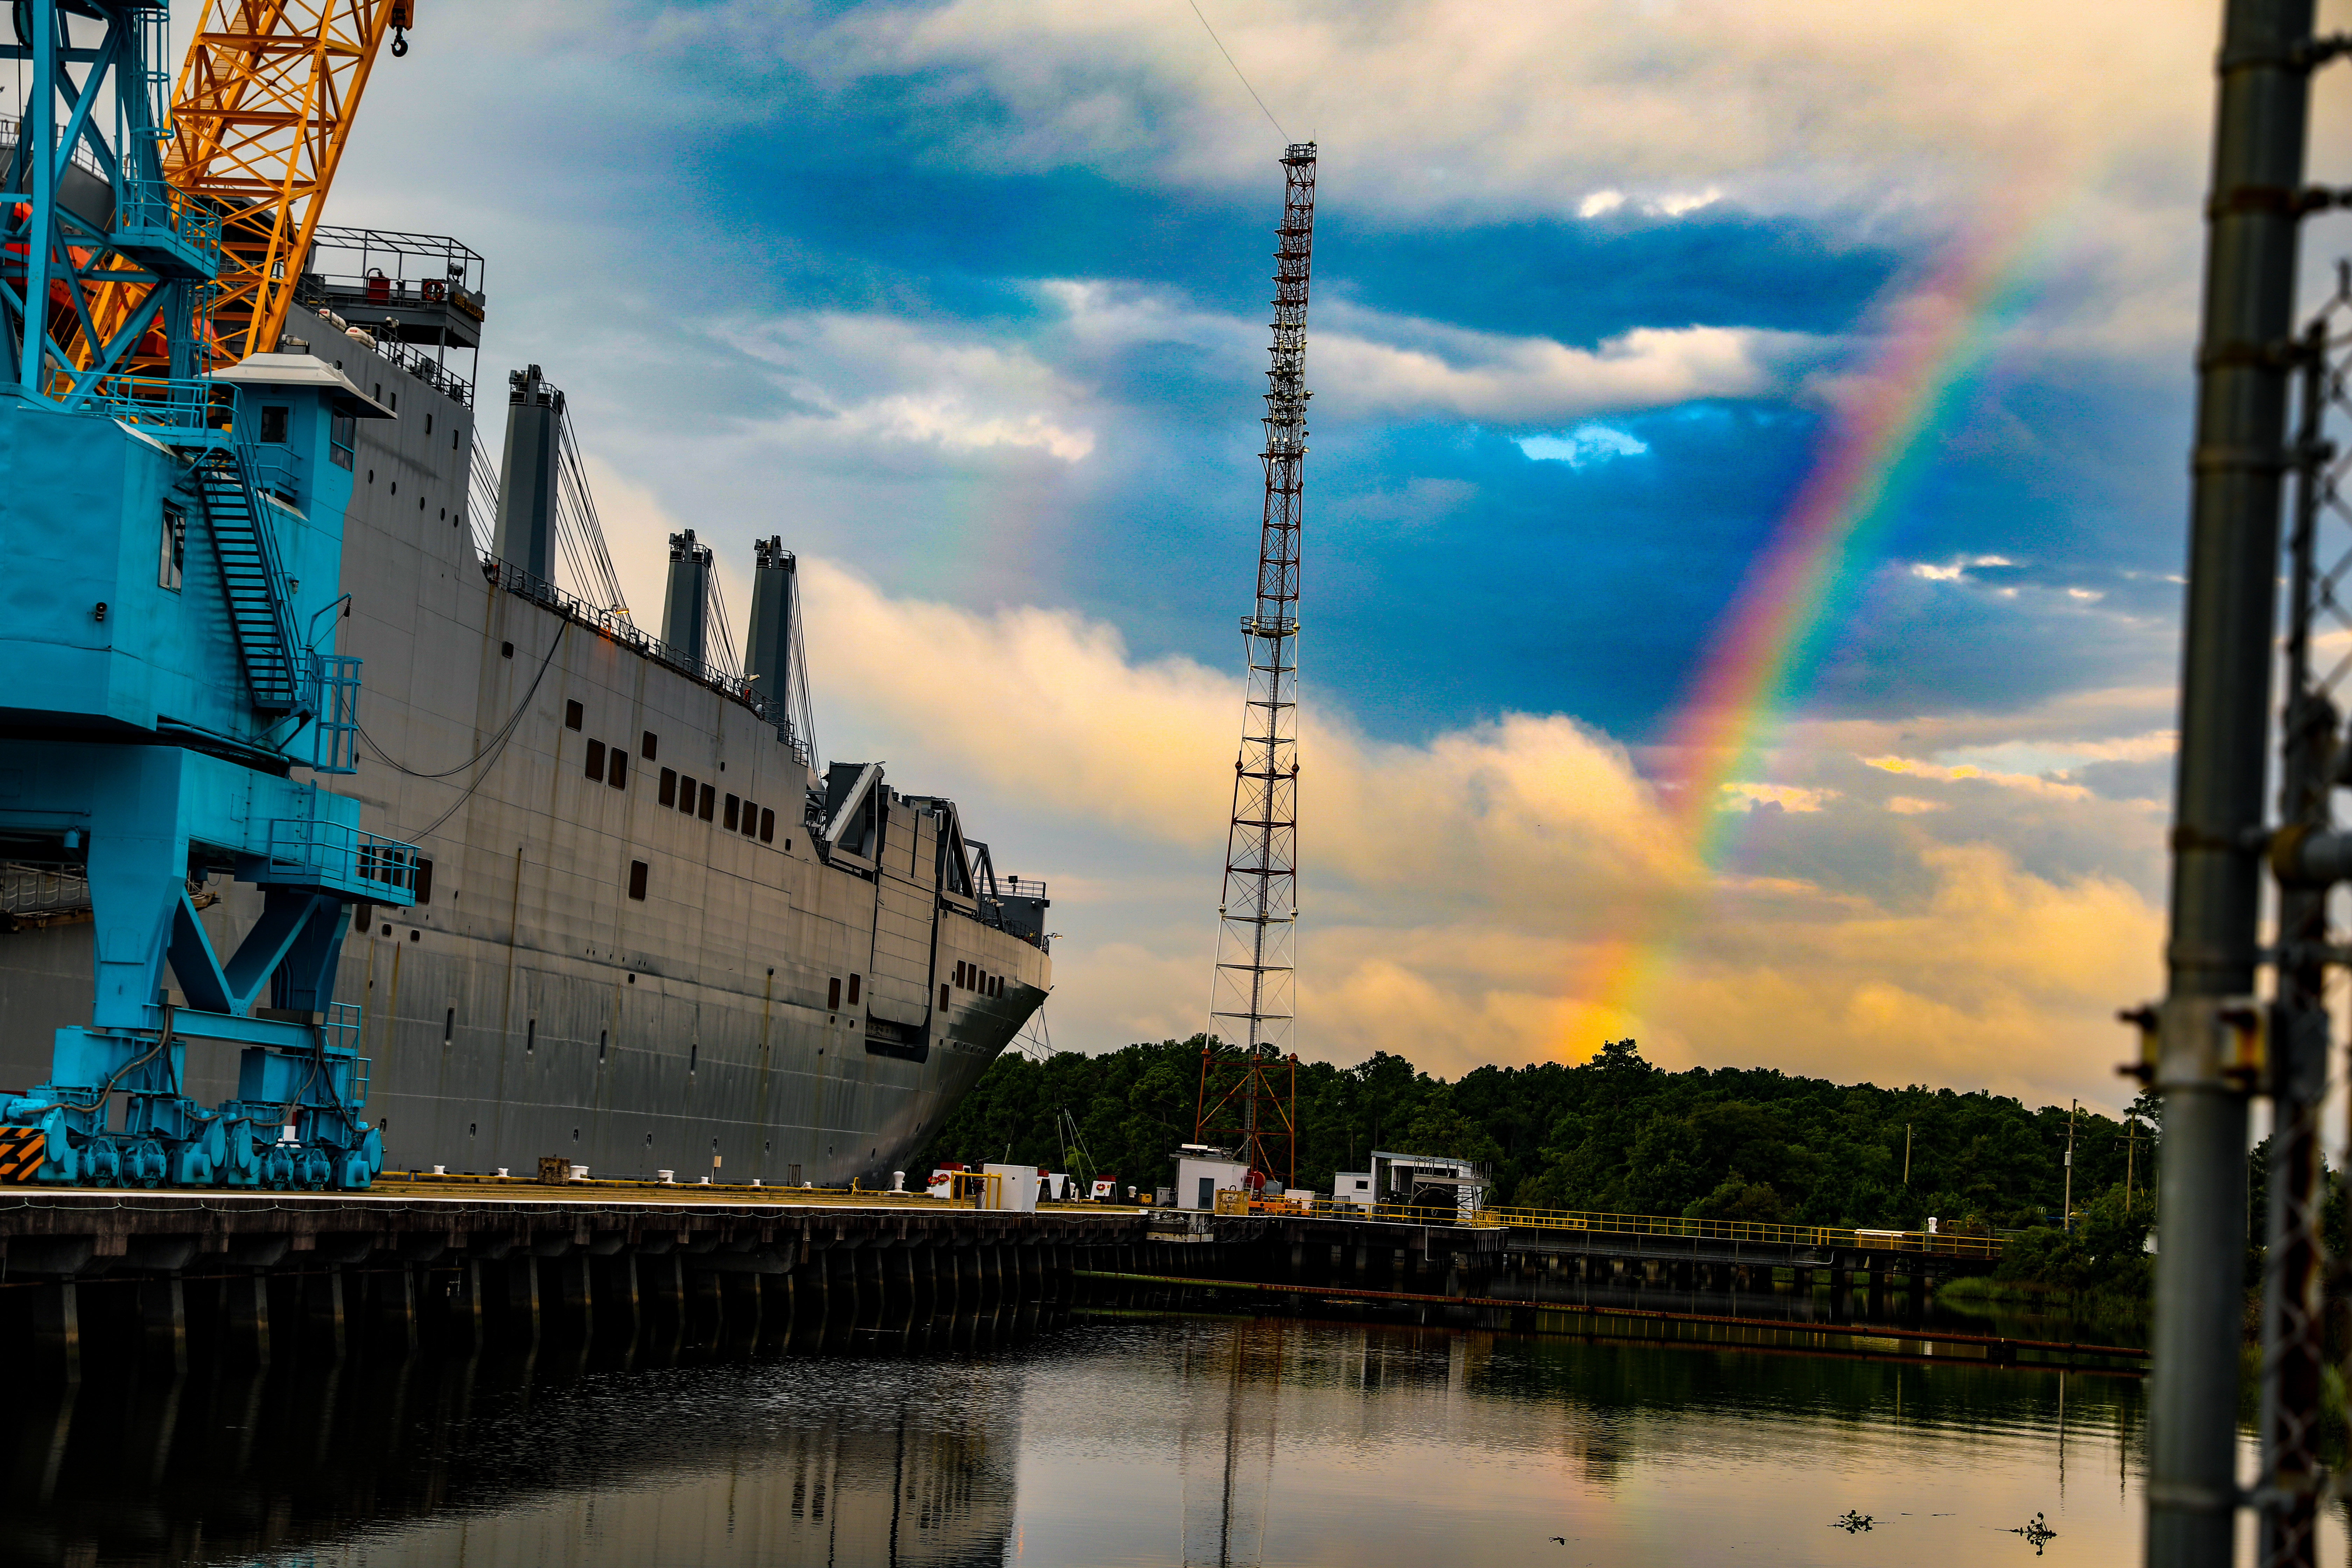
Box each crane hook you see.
[390,26,408,56]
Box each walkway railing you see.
[1223,1194,2002,1258]
[480,554,812,767]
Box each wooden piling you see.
[141,1274,188,1374]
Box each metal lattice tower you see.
[1199,143,1316,1185]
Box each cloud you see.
[1041,279,1821,424]
[1517,423,1650,467]
[1909,554,2016,583]
[797,562,2164,1110]
[1655,188,1725,218]
[1579,187,1721,220]
[727,312,1097,463]
[762,0,2209,224]
[1311,308,1818,421]
[644,0,2277,373]
[314,1,2218,1117]
[1720,782,1837,813]
[1862,754,2092,800]
[1653,842,2162,1099]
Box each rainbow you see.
[1570,200,2066,1045]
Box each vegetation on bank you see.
[1970,1185,2154,1299]
[915,1036,2156,1236]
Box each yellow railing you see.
[950,1170,1008,1207]
[1241,1196,2000,1258]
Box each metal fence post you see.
[2149,1,2318,1564]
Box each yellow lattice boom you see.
[170,0,408,365]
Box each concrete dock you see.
[0,1185,2013,1377]
[0,1185,1148,1374]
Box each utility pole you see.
[2139,2,2326,1564]
[2118,1119,2146,1212]
[1902,1124,1911,1187]
[2063,1100,2076,1232]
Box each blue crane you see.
[0,1,415,1188]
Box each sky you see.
[260,0,2352,1112]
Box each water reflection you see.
[0,1309,2291,1568]
[1018,1316,2176,1568]
[0,1347,1023,1567]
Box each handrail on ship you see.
[1220,1194,2003,1258]
[480,553,812,768]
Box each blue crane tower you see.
[0,2,416,1188]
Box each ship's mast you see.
[1198,143,1316,1189]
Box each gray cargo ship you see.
[0,225,1051,1188]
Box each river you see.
[0,1307,2295,1567]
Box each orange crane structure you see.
[170,0,413,364]
[66,0,414,380]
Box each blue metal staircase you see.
[190,447,304,715]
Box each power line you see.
[1183,0,1285,141]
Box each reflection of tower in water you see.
[1180,1320,1287,1568]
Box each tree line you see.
[913,1036,2158,1233]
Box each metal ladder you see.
[190,446,303,715]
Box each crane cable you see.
[359,621,568,846]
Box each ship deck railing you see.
[480,553,811,768]
[0,113,109,183]
[367,332,474,406]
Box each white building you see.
[1175,1153,1251,1211]
[1369,1149,1486,1220]
[1332,1170,1376,1209]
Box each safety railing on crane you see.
[75,374,237,440]
[257,818,421,901]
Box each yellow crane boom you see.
[70,0,410,375]
[171,0,412,364]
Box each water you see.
[0,1309,2292,1567]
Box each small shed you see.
[1175,1154,1250,1211]
[981,1162,1041,1212]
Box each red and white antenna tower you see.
[1197,143,1317,1189]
